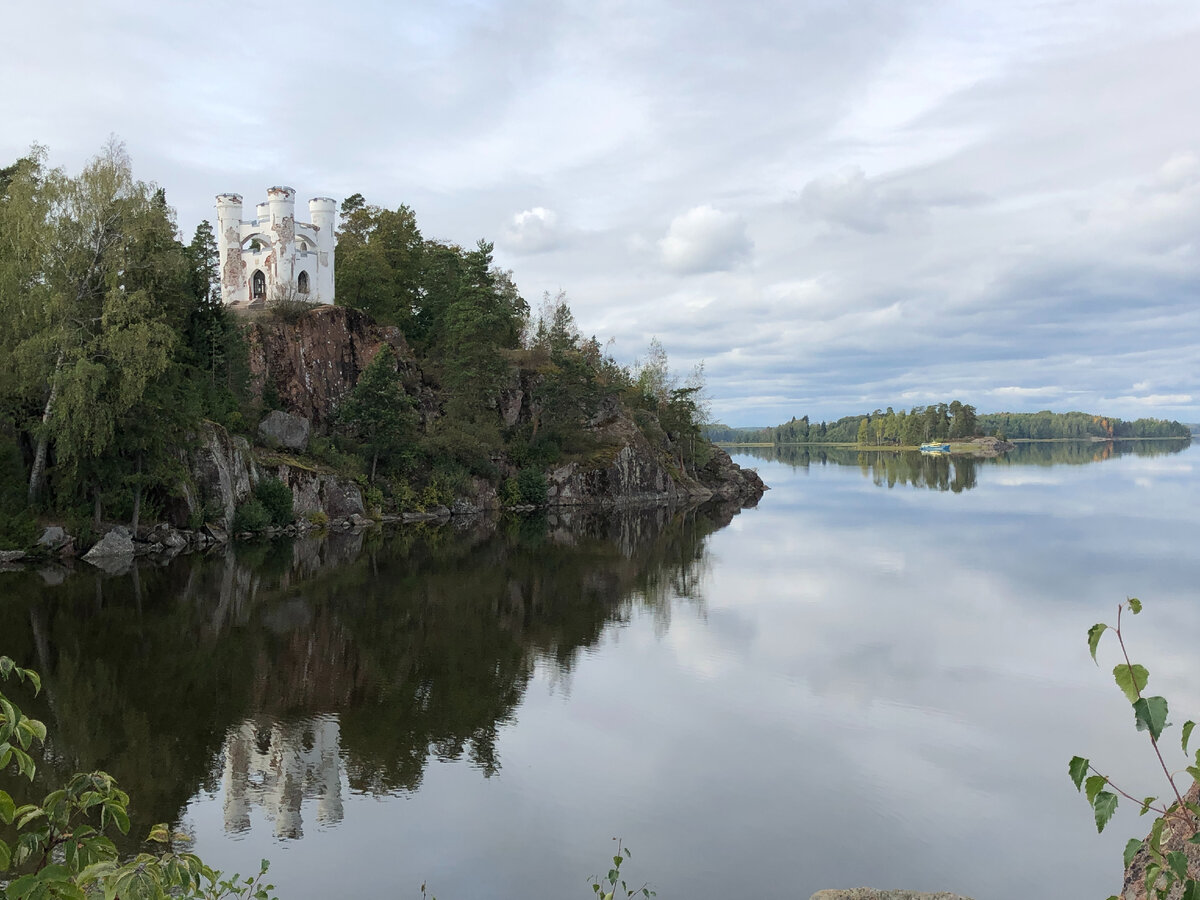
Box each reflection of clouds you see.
[221,716,343,840]
[991,473,1064,486]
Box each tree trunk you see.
[93,485,102,533]
[370,451,378,485]
[131,453,143,534]
[27,351,64,504]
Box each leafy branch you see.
[1,654,276,899]
[1070,600,1200,900]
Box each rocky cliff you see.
[246,306,430,430]
[240,306,765,512]
[175,422,366,532]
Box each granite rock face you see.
[245,306,429,431]
[543,405,765,508]
[258,410,311,452]
[188,425,256,530]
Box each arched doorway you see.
[297,271,310,294]
[251,270,266,300]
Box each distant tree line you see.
[705,402,1190,446]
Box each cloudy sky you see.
[4,0,1199,426]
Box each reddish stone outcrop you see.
[245,306,426,431]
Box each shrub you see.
[391,478,418,511]
[500,476,521,507]
[231,497,269,532]
[254,478,294,526]
[516,468,548,506]
[363,485,384,515]
[306,510,329,528]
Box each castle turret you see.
[308,197,337,304]
[215,194,245,304]
[267,187,296,298]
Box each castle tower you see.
[266,186,296,297]
[215,194,246,302]
[308,197,337,304]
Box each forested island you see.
[0,143,762,554]
[706,402,1190,447]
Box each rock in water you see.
[258,410,311,452]
[810,892,974,900]
[82,527,135,562]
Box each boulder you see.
[37,526,72,551]
[0,549,26,564]
[82,527,135,562]
[321,478,365,518]
[810,892,973,900]
[258,410,311,452]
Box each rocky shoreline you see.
[0,428,765,576]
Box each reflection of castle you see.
[221,716,343,839]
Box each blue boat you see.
[920,442,951,453]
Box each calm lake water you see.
[2,438,1198,899]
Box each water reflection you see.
[0,501,747,848]
[733,438,1191,491]
[222,716,343,838]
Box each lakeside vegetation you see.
[0,143,714,550]
[705,402,1190,446]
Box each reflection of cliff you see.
[222,716,343,839]
[0,499,746,845]
[737,438,1192,488]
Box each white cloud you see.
[991,386,1061,399]
[658,205,752,274]
[501,207,564,254]
[799,166,900,233]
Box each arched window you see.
[297,271,310,294]
[251,270,266,299]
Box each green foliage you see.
[1070,600,1200,898]
[587,840,655,900]
[305,510,329,528]
[231,498,269,533]
[1,655,274,898]
[253,478,293,527]
[337,346,418,482]
[362,485,384,516]
[0,435,36,549]
[500,469,547,507]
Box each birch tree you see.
[0,140,177,507]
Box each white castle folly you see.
[215,187,337,307]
